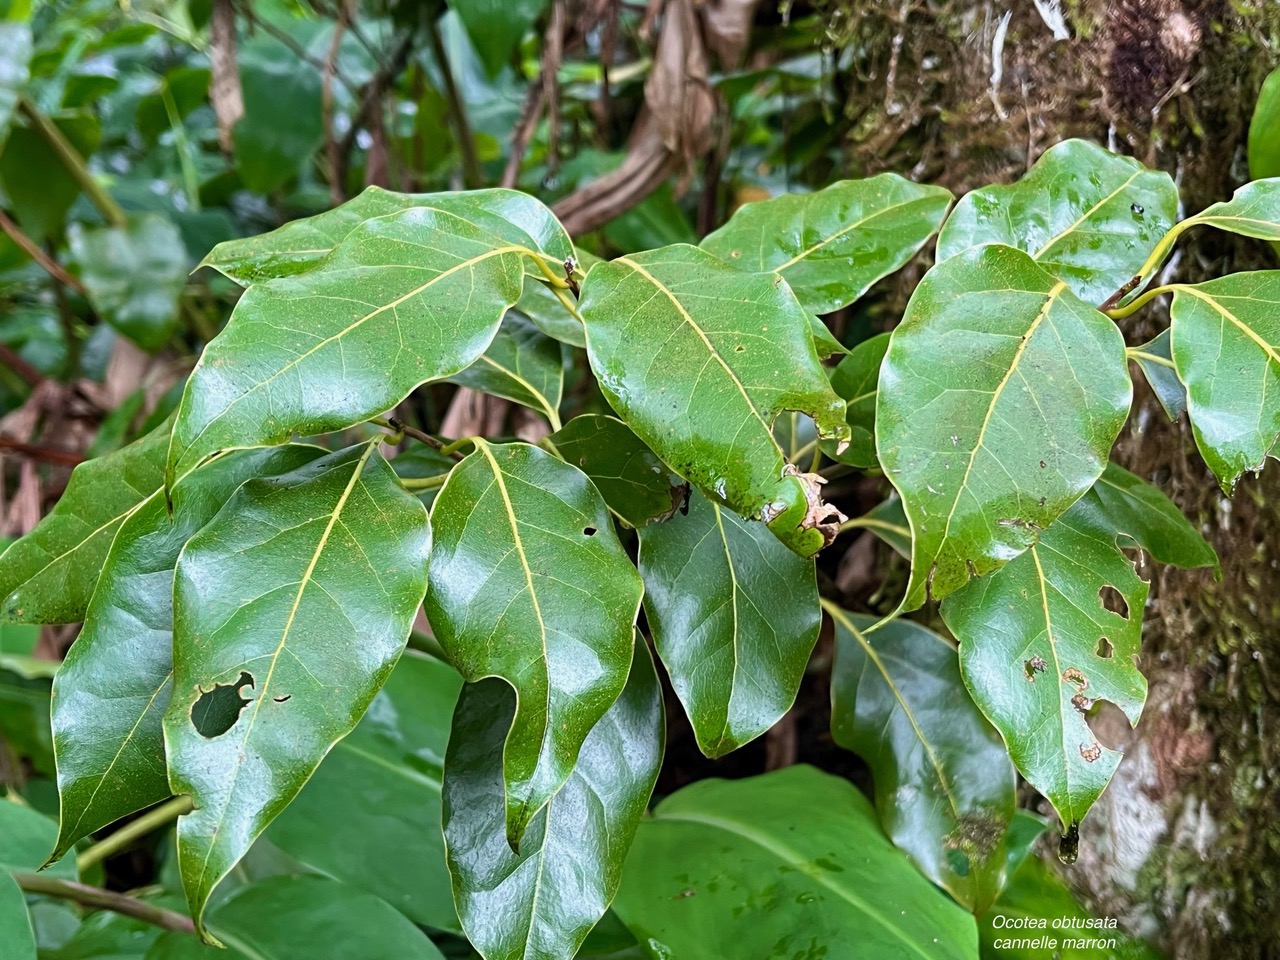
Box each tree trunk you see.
[818,1,1280,955]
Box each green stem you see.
[18,97,126,228]
[398,473,450,492]
[839,515,911,539]
[1125,347,1176,368]
[1104,283,1179,321]
[76,796,193,872]
[13,872,195,933]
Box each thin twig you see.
[0,211,86,294]
[76,796,194,872]
[13,873,195,933]
[0,344,44,389]
[501,81,546,188]
[236,1,358,94]
[335,32,415,190]
[543,0,566,183]
[323,0,352,205]
[0,437,83,466]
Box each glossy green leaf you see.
[69,215,187,350]
[1177,178,1280,241]
[579,244,850,558]
[1130,329,1186,421]
[942,491,1148,834]
[1166,272,1280,492]
[447,313,564,424]
[49,445,324,863]
[0,871,35,960]
[878,244,1132,609]
[1249,68,1280,181]
[164,440,432,938]
[702,175,953,315]
[543,415,686,528]
[612,766,979,960]
[0,422,169,625]
[1091,461,1217,571]
[809,315,847,358]
[193,876,446,960]
[447,0,546,76]
[200,186,573,286]
[0,22,31,147]
[268,650,462,931]
[824,331,889,468]
[639,489,819,757]
[167,207,527,485]
[827,606,1015,913]
[0,660,53,777]
[937,140,1177,304]
[443,641,663,960]
[425,440,642,845]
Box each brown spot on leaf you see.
[1025,655,1047,680]
[782,464,847,548]
[1063,667,1088,689]
[1080,741,1103,762]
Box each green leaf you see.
[859,495,912,558]
[702,175,953,314]
[267,650,462,931]
[612,766,979,960]
[200,186,573,286]
[447,313,564,424]
[827,606,1015,913]
[233,36,323,194]
[1091,462,1218,571]
[0,800,74,877]
[0,22,31,148]
[200,875,446,960]
[937,140,1178,305]
[1250,68,1280,181]
[0,662,53,777]
[878,244,1132,609]
[1166,272,1280,492]
[1177,178,1280,241]
[638,489,819,757]
[0,421,170,625]
[0,113,100,243]
[1130,329,1186,421]
[543,415,686,528]
[579,244,850,558]
[167,207,527,485]
[0,872,34,960]
[824,331,889,468]
[49,445,324,863]
[980,838,1160,960]
[164,441,432,938]
[68,214,187,351]
[424,440,643,845]
[447,0,546,77]
[941,491,1148,834]
[443,641,663,960]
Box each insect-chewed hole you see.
[734,344,745,352]
[190,671,255,739]
[1098,585,1129,620]
[1096,636,1114,659]
[583,526,598,537]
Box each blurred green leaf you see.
[70,214,187,350]
[233,36,323,193]
[447,0,546,77]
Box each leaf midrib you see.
[189,440,380,908]
[654,809,945,960]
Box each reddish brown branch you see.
[0,437,84,466]
[0,211,86,295]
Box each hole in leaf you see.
[1024,655,1047,681]
[1096,636,1114,659]
[734,344,745,352]
[191,671,255,738]
[1098,585,1129,619]
[583,526,597,537]
[274,695,291,703]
